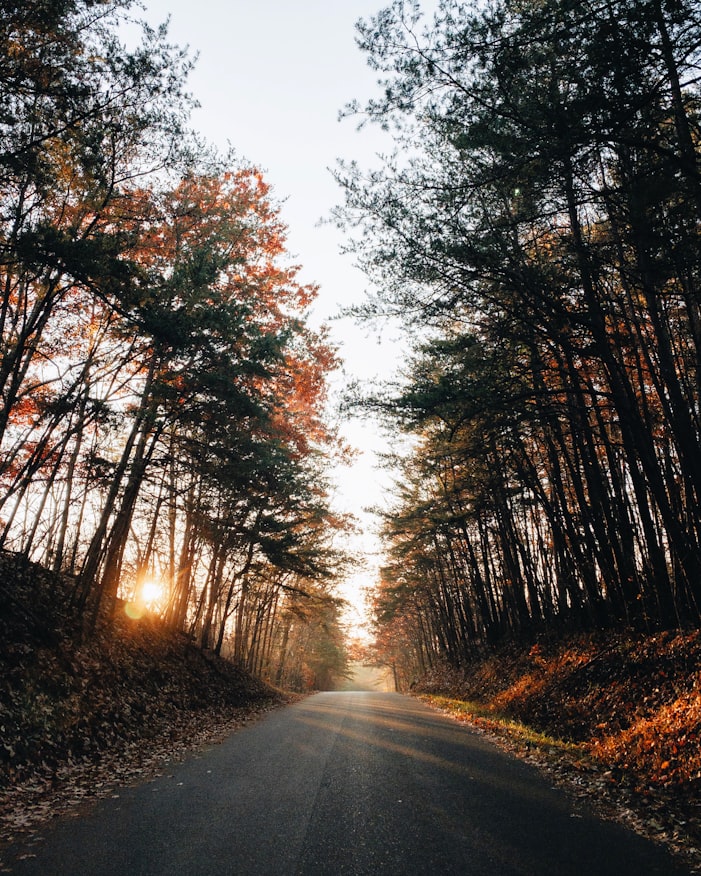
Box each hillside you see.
[0,552,286,849]
[2,551,700,871]
[414,631,701,872]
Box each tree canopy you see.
[337,0,701,680]
[0,0,350,690]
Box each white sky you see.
[138,0,414,636]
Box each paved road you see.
[2,692,689,875]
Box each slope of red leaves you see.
[414,631,701,872]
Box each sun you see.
[140,578,165,607]
[124,577,165,620]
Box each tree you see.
[0,3,348,657]
[0,0,192,448]
[339,0,701,665]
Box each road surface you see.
[2,692,689,875]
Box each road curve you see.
[3,691,689,875]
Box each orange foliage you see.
[593,687,701,790]
[413,631,701,796]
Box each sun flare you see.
[140,578,164,606]
[124,578,165,620]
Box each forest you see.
[0,0,349,692]
[4,0,701,698]
[3,1,701,865]
[336,0,701,687]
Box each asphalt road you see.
[3,692,689,875]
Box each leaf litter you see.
[415,630,701,874]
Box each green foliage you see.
[0,0,347,694]
[343,0,701,672]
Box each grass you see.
[412,632,701,872]
[419,693,585,755]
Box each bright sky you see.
[138,0,411,636]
